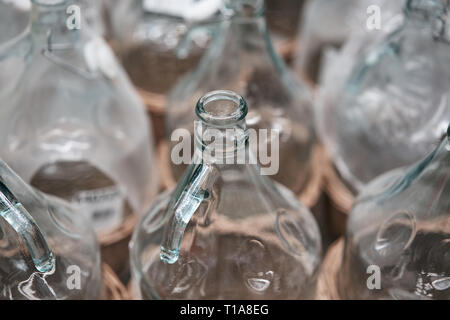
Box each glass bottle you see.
[167,0,315,195]
[0,159,101,299]
[318,0,450,192]
[131,90,322,299]
[338,124,450,300]
[109,0,216,96]
[0,0,158,234]
[295,0,402,83]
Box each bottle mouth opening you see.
[196,90,248,126]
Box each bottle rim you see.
[196,90,248,126]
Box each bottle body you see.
[132,181,320,299]
[338,129,450,299]
[0,0,158,234]
[319,0,450,191]
[110,0,211,95]
[132,90,321,300]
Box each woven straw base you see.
[101,263,130,300]
[99,213,137,283]
[323,155,356,237]
[316,238,343,300]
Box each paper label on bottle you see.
[142,0,221,21]
[72,186,124,233]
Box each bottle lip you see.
[196,90,248,126]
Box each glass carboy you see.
[338,125,450,300]
[167,0,315,195]
[0,159,101,299]
[109,0,216,96]
[295,0,402,83]
[318,0,450,192]
[131,90,322,299]
[0,0,158,234]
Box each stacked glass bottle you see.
[109,0,215,96]
[318,0,450,192]
[295,0,402,83]
[131,90,322,299]
[167,0,315,195]
[338,125,450,299]
[0,0,158,234]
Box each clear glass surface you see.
[338,125,450,300]
[131,90,322,300]
[0,0,158,234]
[109,0,213,95]
[0,159,101,300]
[318,0,450,192]
[166,0,315,195]
[295,0,402,82]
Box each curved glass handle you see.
[160,162,218,264]
[0,182,54,272]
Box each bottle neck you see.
[30,0,78,46]
[226,15,270,49]
[194,119,250,166]
[193,90,251,166]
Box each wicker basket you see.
[101,263,131,300]
[316,238,343,300]
[322,154,356,238]
[99,212,137,283]
[138,88,167,145]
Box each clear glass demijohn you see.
[109,0,216,96]
[338,125,450,300]
[0,0,158,234]
[0,159,101,299]
[295,0,402,82]
[318,0,450,192]
[166,0,315,195]
[130,90,322,299]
